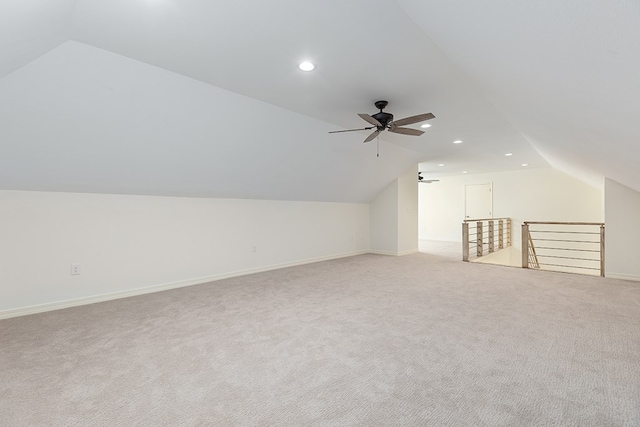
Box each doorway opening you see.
[418,179,494,260]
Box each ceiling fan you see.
[329,100,435,143]
[418,172,439,184]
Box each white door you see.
[465,183,492,220]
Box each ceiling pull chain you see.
[377,135,380,157]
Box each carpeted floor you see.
[1,252,640,426]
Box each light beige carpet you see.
[1,253,640,426]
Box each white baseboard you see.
[369,248,418,257]
[606,272,640,282]
[397,248,419,256]
[369,249,398,256]
[0,250,368,320]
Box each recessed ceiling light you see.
[438,163,444,167]
[420,124,432,129]
[521,163,529,167]
[298,61,315,71]
[505,153,513,156]
[462,171,468,174]
[453,140,463,144]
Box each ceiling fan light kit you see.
[329,100,435,144]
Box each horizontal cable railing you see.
[462,218,511,262]
[522,221,605,276]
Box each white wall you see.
[370,165,418,255]
[604,178,640,280]
[397,165,419,255]
[369,178,398,255]
[0,190,369,316]
[419,167,603,251]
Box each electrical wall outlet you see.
[251,245,257,253]
[71,264,80,275]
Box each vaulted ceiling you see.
[1,1,637,202]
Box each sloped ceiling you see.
[0,1,75,78]
[0,42,421,202]
[398,0,640,191]
[1,1,636,202]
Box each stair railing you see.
[462,218,511,262]
[522,222,605,276]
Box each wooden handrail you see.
[464,217,509,223]
[524,221,604,226]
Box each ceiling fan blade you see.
[328,126,375,134]
[363,130,379,143]
[358,113,382,127]
[392,113,435,127]
[388,127,424,136]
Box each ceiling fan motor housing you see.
[372,101,393,129]
[372,112,393,129]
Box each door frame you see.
[464,182,493,220]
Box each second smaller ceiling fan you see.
[329,100,435,143]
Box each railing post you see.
[488,221,495,253]
[477,221,483,258]
[498,220,504,249]
[600,224,605,277]
[521,223,529,268]
[507,219,512,247]
[462,222,469,262]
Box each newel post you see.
[462,222,470,262]
[488,221,495,253]
[600,224,605,277]
[521,223,529,268]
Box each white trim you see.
[606,272,640,282]
[397,248,419,256]
[369,249,399,256]
[369,248,418,257]
[0,250,368,320]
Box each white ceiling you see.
[1,1,637,202]
[0,1,74,78]
[400,0,640,190]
